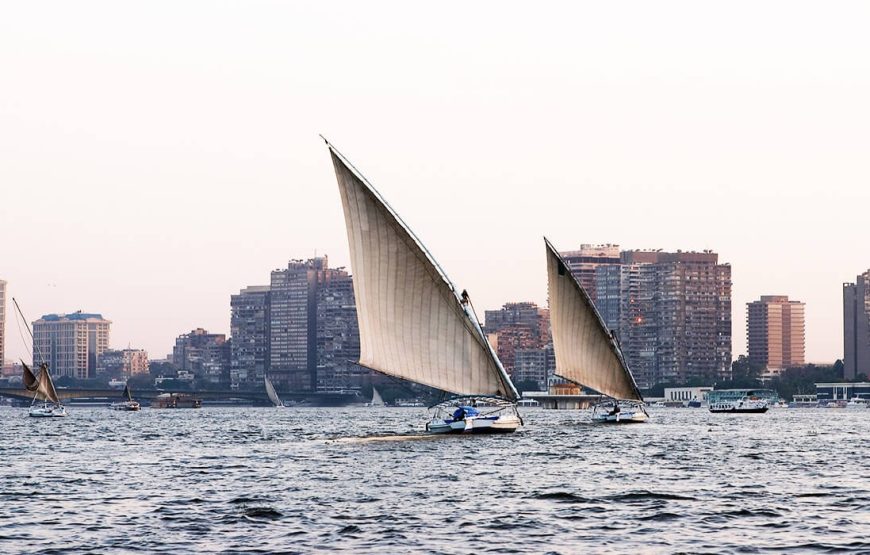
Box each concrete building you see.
[173,328,230,384]
[32,312,111,379]
[0,279,5,366]
[663,386,713,404]
[97,348,150,377]
[560,244,621,302]
[484,302,550,377]
[268,257,362,392]
[747,295,805,374]
[816,382,870,402]
[513,345,555,390]
[230,285,271,388]
[843,270,870,380]
[562,247,733,388]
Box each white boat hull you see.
[110,401,141,411]
[709,399,769,413]
[29,405,68,418]
[592,410,648,424]
[427,414,521,434]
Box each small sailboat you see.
[264,375,286,408]
[110,384,141,411]
[326,138,522,434]
[23,362,67,418]
[545,238,648,423]
[368,386,385,407]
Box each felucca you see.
[545,238,648,423]
[110,384,141,411]
[23,362,67,418]
[325,138,522,433]
[264,375,285,408]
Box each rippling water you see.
[1,405,868,554]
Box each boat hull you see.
[29,405,67,417]
[709,406,769,413]
[110,401,141,411]
[592,410,648,424]
[427,414,521,434]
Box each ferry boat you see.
[708,389,771,413]
[151,393,202,409]
[846,397,870,409]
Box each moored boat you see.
[545,239,648,424]
[152,393,202,409]
[708,390,769,413]
[325,138,522,434]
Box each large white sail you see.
[546,238,643,401]
[327,141,517,401]
[264,376,282,407]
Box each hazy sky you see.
[2,1,869,363]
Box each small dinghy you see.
[545,239,649,424]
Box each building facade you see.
[97,348,150,377]
[230,285,271,388]
[267,257,362,392]
[560,244,621,302]
[484,302,555,384]
[32,312,112,379]
[172,328,230,384]
[746,295,805,373]
[560,248,733,388]
[844,270,870,380]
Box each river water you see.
[0,406,868,554]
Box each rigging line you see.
[13,298,48,366]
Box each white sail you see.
[264,376,282,407]
[546,238,643,401]
[327,141,517,401]
[371,386,385,407]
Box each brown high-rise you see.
[746,295,806,372]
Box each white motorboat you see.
[545,239,649,424]
[326,138,522,434]
[846,397,869,409]
[110,384,141,411]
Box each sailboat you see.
[325,138,522,434]
[264,375,286,408]
[110,384,141,411]
[23,362,67,418]
[545,238,648,423]
[368,386,385,407]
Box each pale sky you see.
[2,1,869,364]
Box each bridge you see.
[0,388,361,406]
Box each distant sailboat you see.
[545,238,648,423]
[368,386,385,407]
[24,362,67,418]
[264,375,285,408]
[325,138,522,433]
[110,384,141,411]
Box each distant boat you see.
[326,138,522,434]
[367,386,385,407]
[110,384,141,411]
[708,390,769,413]
[151,393,201,409]
[264,375,286,408]
[545,239,648,424]
[23,362,67,418]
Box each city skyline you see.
[3,2,869,365]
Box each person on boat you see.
[609,402,620,416]
[453,406,466,421]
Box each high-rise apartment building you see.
[561,248,733,388]
[0,279,6,366]
[32,312,112,379]
[230,285,271,388]
[97,348,150,377]
[173,328,230,384]
[268,257,362,392]
[560,244,621,302]
[844,270,870,380]
[484,302,551,377]
[747,295,805,372]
